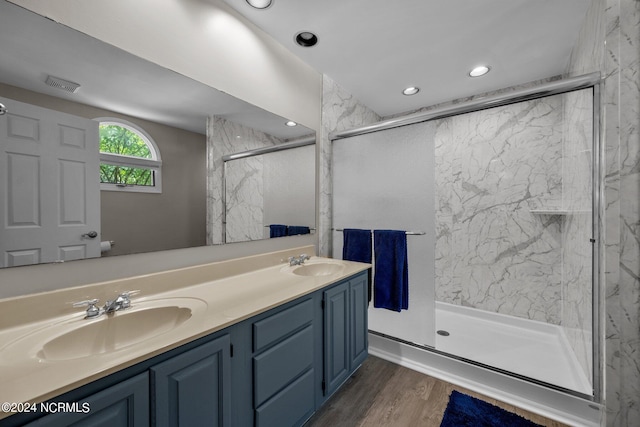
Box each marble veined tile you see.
[207,117,281,245]
[435,96,565,323]
[319,75,381,256]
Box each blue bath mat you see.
[441,390,543,427]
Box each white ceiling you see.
[0,0,313,139]
[1,0,594,134]
[224,0,593,117]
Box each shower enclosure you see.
[331,74,601,399]
[222,139,315,243]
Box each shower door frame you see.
[330,72,604,402]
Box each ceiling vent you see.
[45,75,81,93]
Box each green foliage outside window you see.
[99,124,154,186]
[100,164,153,186]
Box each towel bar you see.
[264,225,316,230]
[333,228,425,236]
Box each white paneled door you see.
[0,96,100,267]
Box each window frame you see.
[96,117,163,193]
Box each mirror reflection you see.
[223,139,316,244]
[0,0,316,268]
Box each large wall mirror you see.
[0,0,316,268]
[222,139,316,244]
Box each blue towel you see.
[342,229,372,263]
[342,228,373,303]
[287,226,310,236]
[269,224,288,238]
[373,230,408,312]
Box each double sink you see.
[0,258,345,363]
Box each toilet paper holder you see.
[100,240,116,253]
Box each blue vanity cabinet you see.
[323,271,369,399]
[150,334,231,427]
[2,270,370,427]
[323,280,350,396]
[349,272,369,370]
[23,373,150,427]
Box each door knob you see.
[0,103,7,116]
[82,231,98,239]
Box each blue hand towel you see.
[287,226,310,236]
[343,228,373,303]
[373,230,408,312]
[269,224,288,238]
[342,228,372,263]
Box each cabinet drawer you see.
[253,298,313,352]
[253,325,313,407]
[255,369,315,427]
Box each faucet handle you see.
[119,290,140,298]
[117,290,140,308]
[72,298,99,307]
[72,299,101,318]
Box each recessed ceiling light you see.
[469,65,491,77]
[402,86,420,96]
[285,121,297,127]
[246,0,273,9]
[295,31,318,47]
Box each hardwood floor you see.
[306,356,570,427]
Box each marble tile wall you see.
[566,0,639,423]
[224,155,265,243]
[206,116,281,245]
[603,0,640,424]
[319,75,381,256]
[434,96,565,323]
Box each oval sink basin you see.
[1,298,207,362]
[292,262,344,277]
[40,306,192,361]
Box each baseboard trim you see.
[368,333,602,427]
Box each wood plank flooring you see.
[305,356,570,427]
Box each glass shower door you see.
[431,88,595,395]
[332,120,437,348]
[331,85,597,397]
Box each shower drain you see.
[437,330,450,337]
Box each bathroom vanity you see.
[0,247,370,426]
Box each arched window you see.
[96,118,162,193]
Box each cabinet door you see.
[151,334,231,427]
[25,373,149,427]
[349,273,369,369]
[323,281,350,396]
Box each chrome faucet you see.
[104,291,138,314]
[288,254,311,266]
[73,291,138,318]
[72,299,101,318]
[104,294,126,314]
